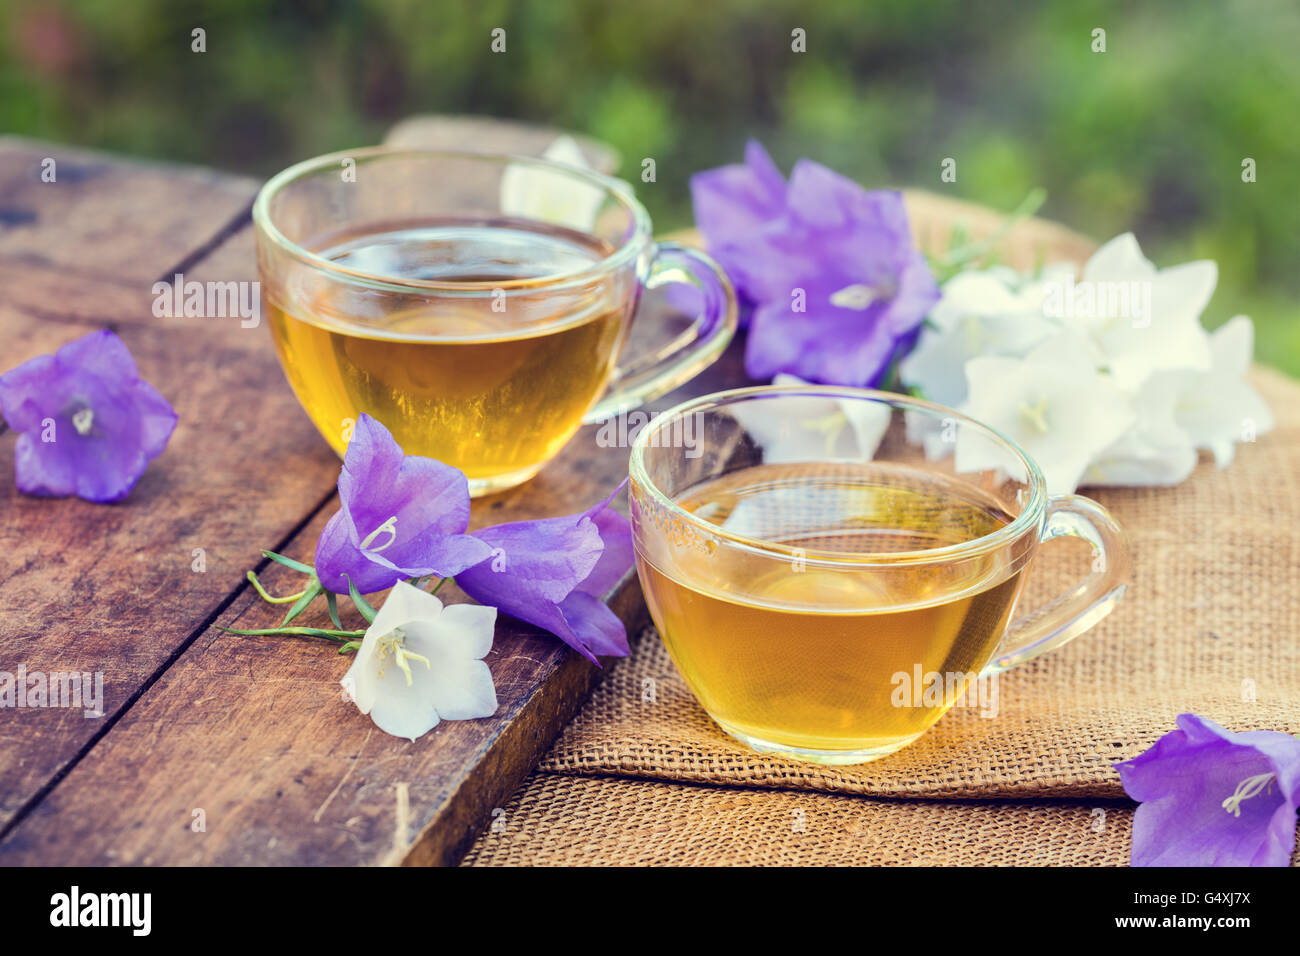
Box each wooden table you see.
[0,131,1094,867]
[0,133,700,866]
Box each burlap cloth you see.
[464,365,1299,865]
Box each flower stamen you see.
[373,627,431,687]
[72,406,94,436]
[803,410,849,456]
[393,645,431,686]
[360,515,399,554]
[1222,772,1275,818]
[1018,397,1050,434]
[829,283,879,311]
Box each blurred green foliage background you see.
[2,0,1297,372]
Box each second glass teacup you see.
[629,385,1131,765]
[254,147,737,495]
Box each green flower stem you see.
[246,570,308,604]
[930,187,1048,281]
[235,553,368,653]
[430,577,448,595]
[216,625,366,643]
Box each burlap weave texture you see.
[463,773,1136,866]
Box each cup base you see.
[714,718,924,766]
[467,463,547,498]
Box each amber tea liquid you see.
[637,462,1027,758]
[267,219,628,490]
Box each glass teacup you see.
[629,385,1131,765]
[254,148,737,495]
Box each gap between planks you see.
[0,483,340,845]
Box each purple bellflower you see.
[455,484,634,664]
[1115,713,1300,867]
[0,329,177,502]
[689,140,788,312]
[692,141,939,387]
[314,414,492,595]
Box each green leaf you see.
[281,579,323,626]
[346,576,377,624]
[338,641,363,654]
[325,591,343,630]
[262,550,314,574]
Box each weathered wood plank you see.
[0,146,345,832]
[0,439,650,865]
[0,142,257,335]
[0,304,746,865]
[0,300,342,828]
[0,138,255,285]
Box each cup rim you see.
[628,384,1048,568]
[251,146,653,296]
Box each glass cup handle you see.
[983,494,1132,675]
[582,241,738,423]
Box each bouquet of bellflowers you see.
[691,141,1273,496]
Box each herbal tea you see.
[637,463,1027,757]
[267,218,628,490]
